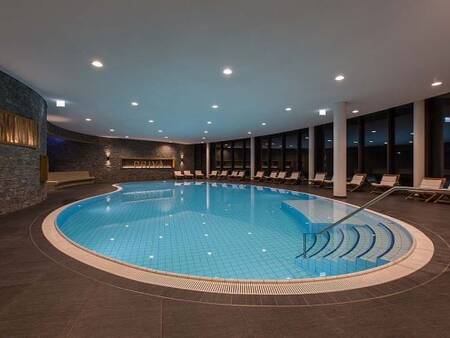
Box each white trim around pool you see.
[41,183,434,295]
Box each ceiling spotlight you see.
[56,100,65,107]
[131,102,139,106]
[204,130,208,134]
[211,104,219,109]
[261,122,267,126]
[352,110,359,114]
[201,141,204,144]
[202,136,206,140]
[164,136,169,139]
[335,74,345,81]
[109,128,115,132]
[125,136,129,138]
[207,121,212,125]
[148,119,154,123]
[431,81,442,87]
[319,109,327,116]
[158,129,163,133]
[371,130,377,133]
[247,131,252,135]
[285,107,292,112]
[85,118,92,122]
[222,67,233,76]
[91,60,103,68]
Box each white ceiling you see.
[1,0,450,144]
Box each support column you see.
[333,102,347,197]
[413,100,425,187]
[308,127,315,180]
[250,137,255,179]
[206,142,210,178]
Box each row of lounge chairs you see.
[174,170,204,179]
[309,172,368,192]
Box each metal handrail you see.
[318,185,450,234]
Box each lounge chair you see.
[218,170,228,179]
[309,172,326,187]
[284,171,300,185]
[209,170,218,179]
[183,170,194,179]
[406,177,446,202]
[274,171,287,183]
[323,176,334,188]
[253,171,265,181]
[228,170,239,180]
[347,173,367,192]
[195,170,205,179]
[264,171,278,181]
[230,171,245,181]
[433,185,450,204]
[174,171,184,179]
[370,174,400,193]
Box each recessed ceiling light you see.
[201,141,204,144]
[222,67,233,76]
[148,120,155,123]
[109,128,115,132]
[445,117,450,123]
[204,130,208,134]
[327,139,332,142]
[85,118,92,122]
[131,101,139,106]
[319,109,327,116]
[207,121,212,125]
[335,74,345,81]
[56,100,65,107]
[371,130,376,133]
[431,81,442,87]
[352,110,359,114]
[247,131,252,135]
[125,136,129,138]
[158,129,163,133]
[164,136,169,139]
[211,104,219,109]
[261,122,267,126]
[91,60,103,68]
[369,140,373,143]
[285,107,292,112]
[202,136,206,140]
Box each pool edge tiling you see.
[41,182,434,295]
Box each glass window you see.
[222,143,232,169]
[215,143,222,169]
[323,125,333,176]
[444,113,450,178]
[347,119,359,177]
[364,113,388,180]
[393,110,413,185]
[270,135,282,170]
[285,132,298,171]
[300,130,309,177]
[245,139,251,169]
[233,140,244,168]
[260,137,269,169]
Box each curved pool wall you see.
[55,181,415,281]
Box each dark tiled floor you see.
[0,182,449,337]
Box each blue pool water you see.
[56,181,413,280]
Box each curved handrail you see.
[319,186,450,234]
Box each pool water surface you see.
[56,181,414,281]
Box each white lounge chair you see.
[228,170,239,180]
[370,174,400,193]
[195,170,205,179]
[284,171,300,185]
[209,170,218,179]
[264,171,278,181]
[230,171,245,181]
[174,171,184,179]
[433,185,450,204]
[253,171,265,181]
[405,177,446,202]
[309,172,326,187]
[218,170,228,179]
[323,175,334,188]
[183,170,194,179]
[347,173,367,192]
[274,171,287,183]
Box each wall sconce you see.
[180,153,184,168]
[105,149,111,167]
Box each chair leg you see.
[405,192,415,200]
[425,193,438,203]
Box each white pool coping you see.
[41,183,435,295]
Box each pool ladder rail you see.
[298,185,449,259]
